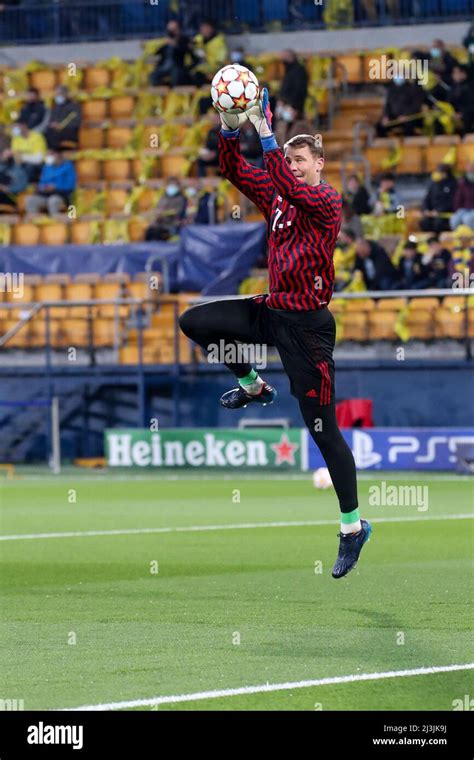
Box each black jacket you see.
[383,82,425,120]
[423,175,458,214]
[279,60,308,114]
[354,242,397,290]
[397,253,428,288]
[19,101,47,131]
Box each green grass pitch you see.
[0,469,472,711]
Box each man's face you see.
[452,67,466,83]
[200,23,213,39]
[284,145,323,186]
[26,90,38,102]
[355,240,370,257]
[167,21,179,36]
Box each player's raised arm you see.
[247,89,342,225]
[215,107,275,219]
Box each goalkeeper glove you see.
[246,87,273,139]
[214,106,248,133]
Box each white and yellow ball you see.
[312,467,333,489]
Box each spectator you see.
[334,228,357,291]
[422,236,451,288]
[360,0,399,21]
[274,103,314,147]
[396,241,429,289]
[451,161,474,230]
[192,20,228,87]
[149,19,196,87]
[197,110,220,177]
[25,149,76,215]
[278,50,308,115]
[0,124,10,154]
[429,39,458,86]
[371,173,401,216]
[145,177,187,241]
[451,225,473,276]
[354,237,397,290]
[45,86,81,150]
[0,148,28,212]
[344,174,371,216]
[11,120,47,182]
[19,87,48,133]
[449,65,474,135]
[420,163,457,233]
[377,76,425,137]
[239,120,263,168]
[228,46,252,70]
[341,201,363,238]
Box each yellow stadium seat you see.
[408,297,439,311]
[328,300,345,314]
[2,320,31,348]
[368,311,398,340]
[365,139,395,174]
[160,154,190,178]
[109,96,136,121]
[341,312,368,341]
[94,282,126,317]
[82,99,108,123]
[29,69,57,92]
[106,127,133,149]
[345,298,376,312]
[434,309,465,339]
[103,159,131,182]
[76,158,101,183]
[397,137,428,174]
[83,67,111,90]
[136,187,157,212]
[377,298,406,311]
[457,134,474,167]
[40,223,69,246]
[60,319,90,348]
[442,296,465,312]
[405,310,434,340]
[12,223,40,246]
[93,319,116,347]
[66,282,95,318]
[70,221,101,244]
[336,54,364,85]
[79,127,104,150]
[425,135,461,173]
[35,282,64,318]
[128,218,148,242]
[105,188,129,216]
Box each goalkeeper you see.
[179,90,372,578]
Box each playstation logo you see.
[351,431,382,469]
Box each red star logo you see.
[216,79,228,95]
[271,433,299,466]
[239,71,250,86]
[233,94,248,110]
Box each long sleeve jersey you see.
[219,132,342,311]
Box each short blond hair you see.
[284,133,324,159]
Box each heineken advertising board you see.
[105,429,305,470]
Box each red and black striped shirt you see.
[219,132,342,311]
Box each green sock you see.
[341,508,360,525]
[238,369,258,386]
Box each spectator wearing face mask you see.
[19,87,49,133]
[274,102,314,147]
[422,236,452,288]
[377,76,425,137]
[192,20,228,88]
[11,120,47,182]
[25,149,76,215]
[451,162,474,230]
[371,173,402,216]
[0,148,28,212]
[278,50,308,115]
[396,241,430,290]
[45,86,82,150]
[429,39,458,87]
[145,178,187,241]
[228,46,252,71]
[149,19,196,87]
[421,163,458,233]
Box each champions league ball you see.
[211,65,260,114]
[312,467,333,489]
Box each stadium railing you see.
[1,0,473,45]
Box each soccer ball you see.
[312,467,333,489]
[211,65,260,114]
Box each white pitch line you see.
[62,663,474,711]
[0,513,472,542]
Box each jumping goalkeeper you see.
[179,89,372,578]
